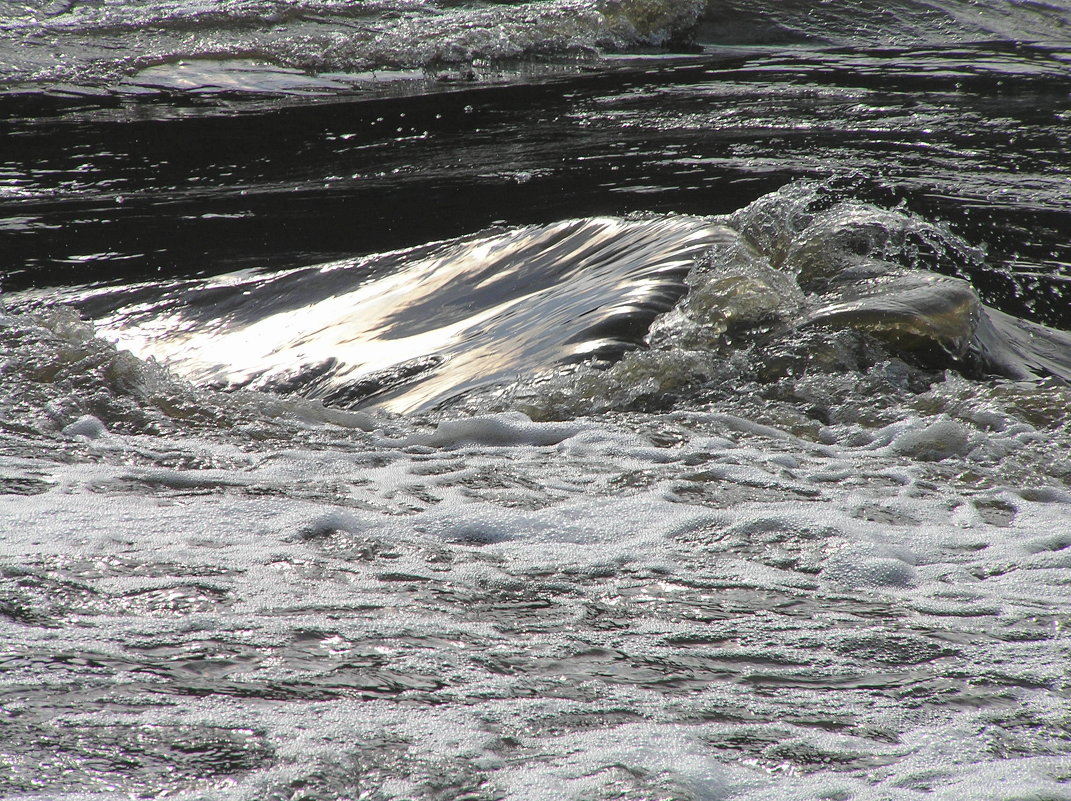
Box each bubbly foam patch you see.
[2,388,1070,799]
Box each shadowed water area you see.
[2,0,1071,799]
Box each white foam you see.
[822,542,919,589]
[404,412,585,449]
[61,414,108,439]
[498,724,731,801]
[3,386,1071,800]
[886,416,972,460]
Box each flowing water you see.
[2,1,1071,799]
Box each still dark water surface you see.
[2,1,1071,799]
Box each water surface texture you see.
[2,1,1071,799]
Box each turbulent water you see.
[3,1,1071,799]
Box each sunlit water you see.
[2,1,1071,799]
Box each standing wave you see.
[13,184,1071,417]
[20,216,720,414]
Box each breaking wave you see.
[4,0,1070,94]
[12,183,1071,418]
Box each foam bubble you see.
[823,543,919,589]
[888,417,972,461]
[499,724,730,801]
[61,414,108,439]
[405,412,584,449]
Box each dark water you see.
[3,1,1071,799]
[3,37,1070,313]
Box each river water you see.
[2,1,1071,799]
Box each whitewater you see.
[2,0,1071,799]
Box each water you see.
[2,1,1071,799]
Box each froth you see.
[3,396,1070,799]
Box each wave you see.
[4,0,1069,94]
[0,0,704,91]
[28,216,716,413]
[13,183,1071,417]
[697,0,1071,47]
